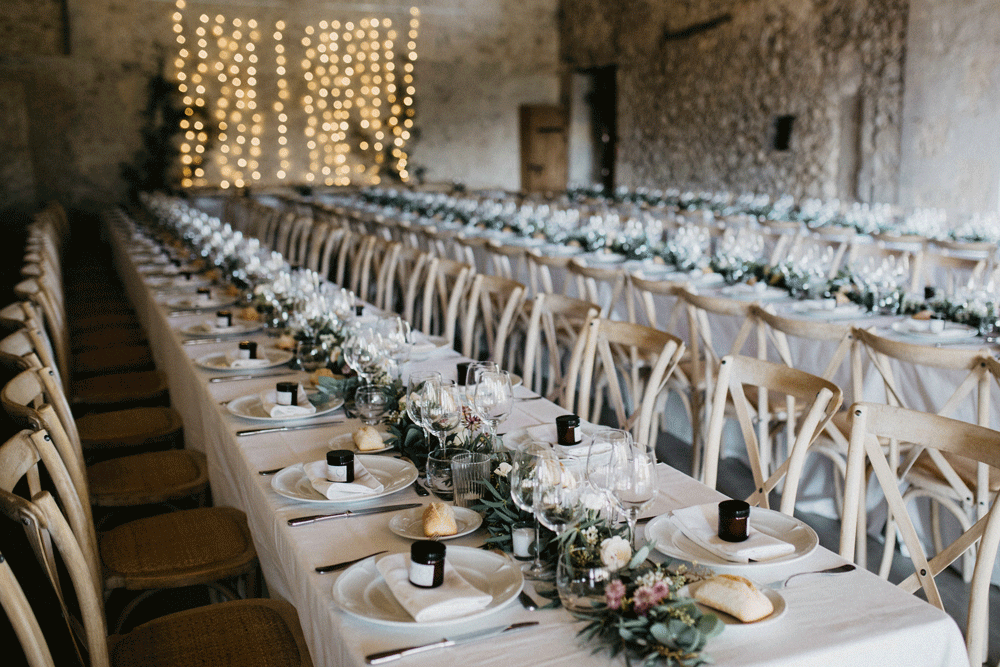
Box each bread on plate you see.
[693,574,773,623]
[422,502,458,537]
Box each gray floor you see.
[655,431,1000,666]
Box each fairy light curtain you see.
[170,0,419,189]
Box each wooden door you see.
[519,105,568,193]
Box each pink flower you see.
[633,586,658,615]
[605,579,626,610]
[651,580,670,602]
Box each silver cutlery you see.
[366,621,539,664]
[518,590,538,610]
[766,563,856,589]
[237,420,345,437]
[210,372,298,383]
[257,466,286,476]
[183,337,225,346]
[288,502,422,527]
[315,550,388,574]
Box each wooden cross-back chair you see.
[302,219,332,272]
[850,327,995,581]
[749,304,864,516]
[521,293,598,406]
[702,354,842,515]
[567,257,631,320]
[0,428,313,667]
[568,318,686,449]
[840,403,1000,667]
[526,246,576,296]
[421,257,472,348]
[285,215,315,268]
[917,249,988,298]
[461,273,526,367]
[391,246,433,325]
[758,219,804,266]
[317,226,348,282]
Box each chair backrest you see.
[567,257,630,320]
[0,430,110,667]
[287,215,315,267]
[839,403,1000,663]
[392,246,432,324]
[702,354,842,514]
[917,249,987,298]
[453,234,489,274]
[0,543,55,667]
[486,240,527,285]
[318,226,347,281]
[628,271,687,332]
[525,247,574,295]
[12,279,71,387]
[521,293,598,406]
[369,238,402,312]
[303,220,332,272]
[421,258,471,347]
[461,273,526,366]
[568,318,686,448]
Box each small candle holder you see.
[197,287,212,301]
[216,310,233,328]
[409,541,445,588]
[456,361,471,386]
[718,499,750,542]
[326,450,354,483]
[238,340,258,359]
[275,381,298,406]
[556,414,581,446]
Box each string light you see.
[172,6,418,188]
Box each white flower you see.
[582,526,599,545]
[494,462,512,477]
[600,536,632,571]
[581,489,608,512]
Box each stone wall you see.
[560,0,907,204]
[0,0,560,215]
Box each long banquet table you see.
[106,215,969,667]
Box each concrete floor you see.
[655,430,1000,666]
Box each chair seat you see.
[72,327,148,351]
[912,449,1000,493]
[73,344,155,376]
[88,450,208,506]
[77,406,183,450]
[72,370,169,409]
[71,312,141,333]
[108,599,311,667]
[101,506,257,589]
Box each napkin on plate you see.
[670,503,795,563]
[225,350,271,368]
[303,458,384,498]
[375,553,492,622]
[260,385,316,418]
[524,422,601,457]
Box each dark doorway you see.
[587,65,617,192]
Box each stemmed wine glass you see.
[584,428,630,517]
[605,434,658,547]
[510,443,553,580]
[378,316,411,379]
[471,369,513,451]
[406,371,441,448]
[423,380,463,450]
[343,322,381,385]
[533,452,585,536]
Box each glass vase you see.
[556,549,610,613]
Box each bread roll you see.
[353,425,384,451]
[309,367,334,385]
[422,502,458,537]
[693,574,773,623]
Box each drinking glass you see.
[533,453,584,536]
[379,316,411,379]
[423,380,463,450]
[354,384,389,425]
[584,428,630,517]
[510,443,553,580]
[425,447,463,501]
[606,435,658,546]
[343,323,381,384]
[406,371,440,446]
[464,360,499,389]
[471,370,513,450]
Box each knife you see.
[237,420,345,436]
[183,337,225,346]
[315,550,388,574]
[366,621,539,664]
[288,502,422,527]
[211,371,298,383]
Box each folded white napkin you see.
[303,458,384,498]
[670,503,795,563]
[375,553,492,622]
[225,350,270,368]
[201,321,242,334]
[524,422,600,457]
[260,385,316,418]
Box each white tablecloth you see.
[106,218,969,667]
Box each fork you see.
[769,563,856,588]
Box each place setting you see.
[160,286,236,311]
[197,340,296,371]
[179,309,263,337]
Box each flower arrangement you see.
[573,561,723,667]
[473,450,557,557]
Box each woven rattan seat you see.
[101,506,256,588]
[73,344,155,377]
[71,369,170,409]
[87,449,208,506]
[76,406,183,451]
[107,599,310,667]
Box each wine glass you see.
[343,322,381,384]
[423,380,463,450]
[379,316,411,379]
[584,428,630,517]
[471,369,513,450]
[606,435,658,547]
[464,360,498,390]
[533,452,584,536]
[406,371,440,447]
[510,443,553,580]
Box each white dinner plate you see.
[790,301,863,320]
[645,507,819,568]
[537,244,584,257]
[271,456,418,504]
[226,393,343,421]
[388,506,483,541]
[579,251,626,265]
[180,321,263,337]
[890,319,978,341]
[162,294,236,310]
[331,546,522,627]
[328,430,393,454]
[685,581,786,628]
[195,348,295,371]
[720,284,789,301]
